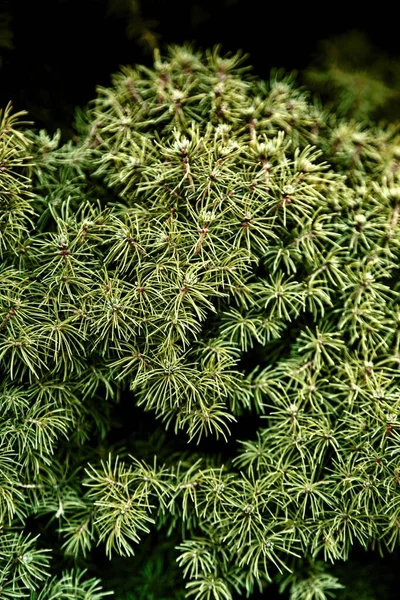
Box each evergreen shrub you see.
[1,45,400,599]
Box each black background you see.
[0,0,399,134]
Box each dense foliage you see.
[1,46,399,599]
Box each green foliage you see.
[1,45,400,599]
[278,561,344,600]
[304,31,400,122]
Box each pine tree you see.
[0,45,399,599]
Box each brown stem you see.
[295,360,313,374]
[183,156,195,190]
[0,306,15,331]
[126,81,144,105]
[390,204,400,231]
[261,159,271,191]
[249,119,257,146]
[195,226,209,254]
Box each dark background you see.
[0,0,399,135]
